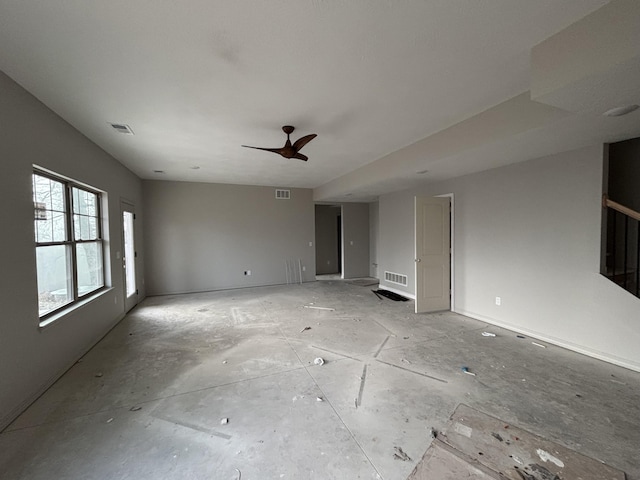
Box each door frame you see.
[414,193,454,312]
[120,200,138,313]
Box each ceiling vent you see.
[109,123,134,135]
[275,189,291,200]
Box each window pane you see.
[35,216,53,243]
[73,187,97,216]
[74,215,98,240]
[52,212,67,242]
[33,174,67,243]
[76,242,104,295]
[33,174,65,212]
[36,245,73,315]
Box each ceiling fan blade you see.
[242,145,286,155]
[293,152,308,161]
[292,134,317,151]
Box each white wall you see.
[0,71,144,430]
[378,145,640,371]
[143,181,315,295]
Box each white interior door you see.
[122,202,138,312]
[415,196,451,313]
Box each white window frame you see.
[33,168,106,322]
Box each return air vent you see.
[109,123,134,135]
[384,271,408,286]
[275,189,291,199]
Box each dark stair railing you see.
[603,194,640,298]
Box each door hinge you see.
[135,251,138,258]
[136,289,139,295]
[133,214,136,220]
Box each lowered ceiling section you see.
[530,0,640,117]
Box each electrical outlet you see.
[495,296,501,306]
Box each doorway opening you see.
[121,202,138,312]
[315,204,343,278]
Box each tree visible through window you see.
[32,170,105,318]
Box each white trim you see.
[456,308,640,373]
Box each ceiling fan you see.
[242,126,317,161]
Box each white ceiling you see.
[2,0,638,200]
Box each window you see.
[32,170,105,319]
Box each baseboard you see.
[0,312,127,433]
[379,284,416,300]
[456,309,640,373]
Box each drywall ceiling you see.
[2,0,638,199]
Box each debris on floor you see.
[531,342,547,349]
[435,404,627,479]
[95,372,103,378]
[401,358,411,364]
[461,366,476,376]
[517,335,526,339]
[393,446,412,461]
[221,418,229,425]
[482,332,497,337]
[303,305,335,311]
[129,406,142,412]
[313,357,325,366]
[515,463,561,480]
[106,418,114,423]
[372,289,409,302]
[430,427,438,439]
[316,397,324,402]
[300,326,312,333]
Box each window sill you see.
[39,287,114,329]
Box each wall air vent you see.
[109,123,134,135]
[275,189,291,199]
[385,271,408,286]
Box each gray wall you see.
[0,71,144,430]
[342,203,370,278]
[143,181,315,294]
[315,205,341,275]
[378,145,640,371]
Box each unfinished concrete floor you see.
[1,281,639,480]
